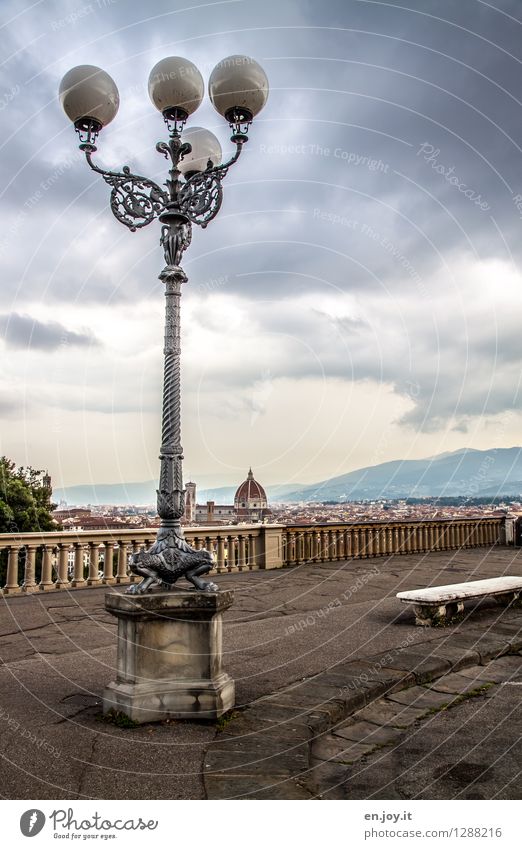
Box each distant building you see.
[194,500,236,525]
[234,468,270,523]
[53,507,92,522]
[185,469,271,526]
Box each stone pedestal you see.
[103,589,235,723]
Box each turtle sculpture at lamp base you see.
[127,526,218,594]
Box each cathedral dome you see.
[234,468,267,510]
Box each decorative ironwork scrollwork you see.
[177,141,244,227]
[84,151,168,231]
[81,137,244,231]
[178,170,224,227]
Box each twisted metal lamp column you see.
[125,253,218,594]
[158,264,185,526]
[74,123,245,593]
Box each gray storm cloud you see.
[0,313,98,351]
[1,0,521,482]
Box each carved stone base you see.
[412,601,464,626]
[103,589,234,722]
[103,675,235,723]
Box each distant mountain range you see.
[52,479,303,507]
[278,447,522,502]
[53,447,522,506]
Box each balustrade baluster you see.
[327,530,335,561]
[87,542,101,585]
[4,545,21,594]
[71,543,86,587]
[22,545,37,592]
[289,531,294,563]
[371,527,379,557]
[56,544,70,587]
[480,522,487,545]
[295,531,304,564]
[227,535,237,572]
[216,537,226,572]
[335,529,343,560]
[247,533,256,569]
[102,542,115,583]
[116,541,129,582]
[302,531,310,562]
[39,545,55,590]
[238,535,247,570]
[350,528,358,558]
[385,527,392,555]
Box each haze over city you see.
[2,0,522,492]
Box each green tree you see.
[0,457,58,533]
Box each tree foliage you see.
[0,457,57,533]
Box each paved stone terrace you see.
[0,547,521,799]
[311,653,522,800]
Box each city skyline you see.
[2,0,522,489]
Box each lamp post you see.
[59,56,268,594]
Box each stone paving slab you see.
[426,672,493,695]
[376,649,452,684]
[482,621,522,651]
[312,735,376,764]
[386,685,464,710]
[204,744,309,775]
[323,660,416,692]
[446,631,511,663]
[303,761,348,799]
[261,692,347,726]
[203,774,313,800]
[332,719,403,746]
[352,699,428,728]
[218,716,313,745]
[244,703,335,734]
[457,656,522,684]
[420,642,481,671]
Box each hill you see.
[52,447,522,505]
[278,447,522,502]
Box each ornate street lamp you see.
[59,56,268,593]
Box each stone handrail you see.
[0,517,504,595]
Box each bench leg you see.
[412,601,464,626]
[412,604,447,626]
[446,601,464,619]
[494,591,520,606]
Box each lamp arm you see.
[211,137,244,176]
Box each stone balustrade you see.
[0,525,267,595]
[0,517,504,595]
[282,517,503,566]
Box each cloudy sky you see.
[1,0,521,491]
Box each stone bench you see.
[397,576,522,626]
